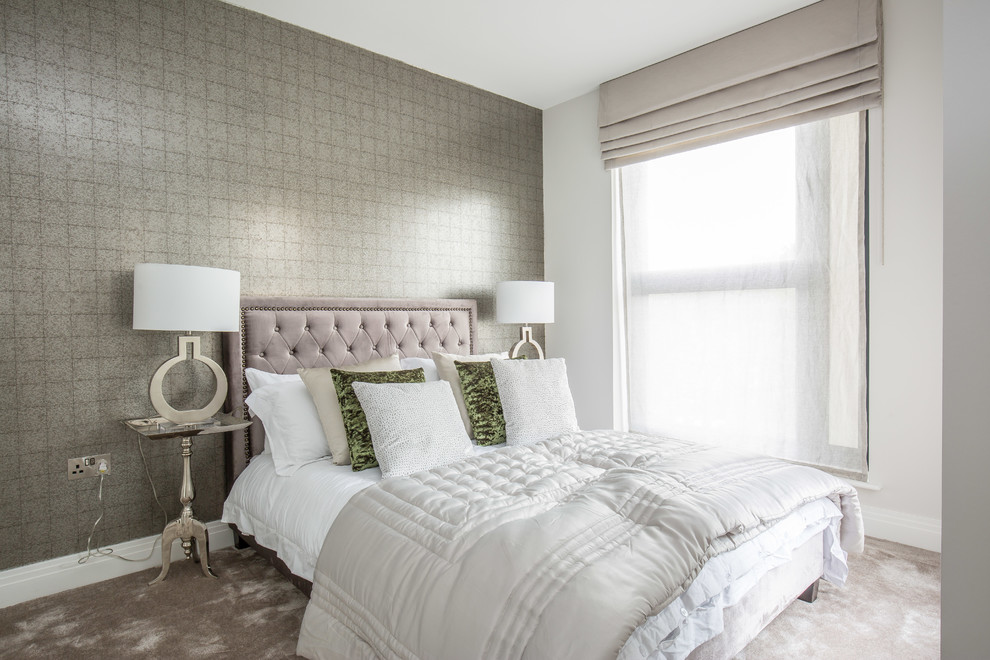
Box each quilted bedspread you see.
[297,430,863,660]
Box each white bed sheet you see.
[221,445,502,582]
[224,448,847,659]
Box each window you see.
[614,111,868,478]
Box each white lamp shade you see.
[133,263,240,332]
[496,281,554,324]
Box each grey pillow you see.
[491,358,579,445]
[298,355,401,465]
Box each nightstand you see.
[123,413,251,585]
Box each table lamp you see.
[133,263,240,425]
[496,281,554,359]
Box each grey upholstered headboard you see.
[221,296,477,489]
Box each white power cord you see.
[78,436,170,564]
[77,473,113,563]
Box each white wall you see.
[942,0,990,654]
[543,0,943,551]
[544,91,613,430]
[855,0,943,550]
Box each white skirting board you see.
[861,505,941,553]
[0,509,940,610]
[0,520,235,609]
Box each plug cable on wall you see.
[77,436,170,564]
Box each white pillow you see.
[431,351,509,437]
[245,367,300,392]
[490,358,580,445]
[297,355,401,465]
[244,380,329,476]
[351,380,473,479]
[244,368,304,454]
[399,357,439,381]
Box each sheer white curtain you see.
[614,112,868,478]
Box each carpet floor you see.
[0,536,939,659]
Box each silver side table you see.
[123,413,251,585]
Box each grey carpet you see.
[0,548,307,659]
[0,537,939,658]
[741,537,941,659]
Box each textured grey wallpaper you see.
[0,0,543,570]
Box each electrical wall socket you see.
[68,454,111,480]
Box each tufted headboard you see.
[222,295,478,489]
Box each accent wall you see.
[0,0,543,570]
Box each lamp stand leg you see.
[508,325,545,359]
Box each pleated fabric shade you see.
[599,0,882,168]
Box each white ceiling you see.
[221,0,818,110]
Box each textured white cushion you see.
[399,357,439,381]
[432,351,508,437]
[491,358,580,445]
[245,367,300,392]
[351,381,473,479]
[298,355,401,466]
[245,380,329,476]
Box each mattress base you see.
[230,524,313,597]
[687,530,824,659]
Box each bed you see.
[220,295,863,659]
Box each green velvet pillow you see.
[331,367,426,471]
[454,360,506,446]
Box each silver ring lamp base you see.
[149,335,228,424]
[509,325,545,360]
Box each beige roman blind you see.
[599,0,882,169]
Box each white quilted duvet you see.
[297,430,863,660]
